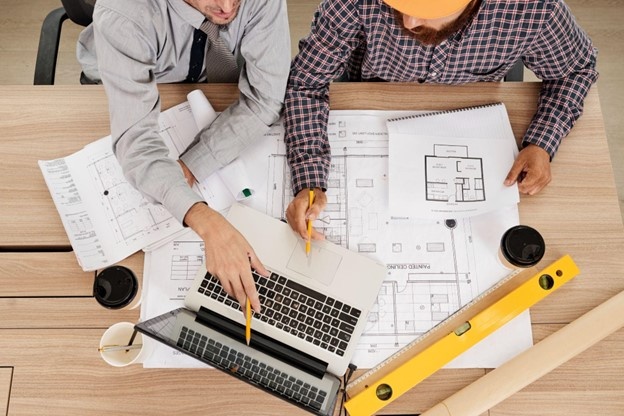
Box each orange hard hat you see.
[383,0,472,19]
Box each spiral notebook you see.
[386,102,520,219]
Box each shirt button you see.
[418,78,425,84]
[430,71,438,77]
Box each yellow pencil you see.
[245,298,252,345]
[306,189,315,256]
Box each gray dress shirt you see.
[77,0,290,223]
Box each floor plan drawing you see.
[255,112,499,366]
[135,105,525,369]
[387,103,519,219]
[87,150,175,244]
[425,144,485,203]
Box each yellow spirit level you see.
[344,255,579,416]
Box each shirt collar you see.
[168,0,205,29]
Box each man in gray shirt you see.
[77,0,291,313]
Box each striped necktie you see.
[186,20,240,83]
[199,19,239,83]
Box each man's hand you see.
[183,202,268,313]
[286,188,326,241]
[504,144,552,195]
[178,160,196,187]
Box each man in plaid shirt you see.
[284,0,598,240]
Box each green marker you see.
[242,188,251,198]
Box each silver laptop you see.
[136,203,386,414]
[185,203,386,375]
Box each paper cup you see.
[99,322,149,367]
[499,225,545,269]
[93,266,141,310]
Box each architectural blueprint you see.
[425,144,485,202]
[39,135,185,271]
[140,107,532,369]
[387,103,520,219]
[258,111,530,368]
[38,94,256,270]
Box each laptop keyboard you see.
[178,326,328,411]
[197,270,362,357]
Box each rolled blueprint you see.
[186,89,253,200]
[421,288,624,416]
[219,158,254,200]
[187,89,218,130]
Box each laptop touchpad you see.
[287,240,341,286]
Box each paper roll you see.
[187,89,218,130]
[220,158,254,200]
[421,289,624,416]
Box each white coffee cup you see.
[99,322,150,367]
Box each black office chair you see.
[34,0,95,85]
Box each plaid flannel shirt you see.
[284,0,598,195]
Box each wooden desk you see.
[1,83,623,415]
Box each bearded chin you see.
[408,27,448,45]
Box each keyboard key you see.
[310,400,323,410]
[337,331,351,342]
[339,321,355,334]
[339,312,358,327]
[286,280,327,303]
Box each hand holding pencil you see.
[306,189,315,256]
[285,188,327,250]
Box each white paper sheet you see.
[387,103,520,219]
[39,92,259,269]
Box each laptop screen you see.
[135,308,342,416]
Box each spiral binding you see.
[387,102,503,123]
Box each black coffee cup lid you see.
[500,225,545,268]
[93,266,138,309]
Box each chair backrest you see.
[34,0,96,84]
[61,0,95,27]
